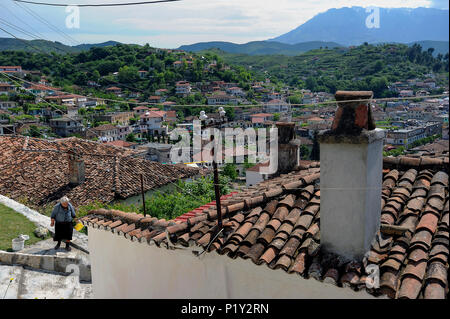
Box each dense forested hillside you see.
[0,42,448,100]
[178,40,343,56]
[0,37,121,53]
[202,43,449,97]
[0,43,253,104]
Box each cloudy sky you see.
[0,0,447,48]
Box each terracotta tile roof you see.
[140,111,165,118]
[133,106,149,111]
[166,110,176,117]
[410,140,449,156]
[105,140,137,148]
[250,113,273,117]
[252,117,265,124]
[0,136,199,207]
[80,157,448,299]
[92,124,117,131]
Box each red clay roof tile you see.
[398,277,423,299]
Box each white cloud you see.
[0,0,433,48]
[428,0,449,9]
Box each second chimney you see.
[318,91,384,260]
[276,122,300,174]
[68,151,85,186]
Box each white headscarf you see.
[60,196,70,204]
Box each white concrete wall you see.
[320,137,383,260]
[245,171,265,187]
[88,228,376,299]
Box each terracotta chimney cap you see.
[275,122,295,127]
[335,91,373,100]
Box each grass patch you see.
[0,203,46,251]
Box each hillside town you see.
[0,61,448,179]
[0,0,449,303]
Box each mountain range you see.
[271,6,449,45]
[179,6,448,56]
[178,40,449,57]
[0,38,120,54]
[0,7,448,57]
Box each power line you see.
[13,0,181,7]
[0,14,73,54]
[0,18,42,41]
[0,1,46,39]
[0,18,71,55]
[0,25,48,53]
[13,0,80,46]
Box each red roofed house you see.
[26,84,60,97]
[45,94,87,107]
[400,90,414,97]
[165,110,177,123]
[138,70,148,79]
[139,110,166,135]
[250,113,274,124]
[0,83,16,95]
[149,96,163,104]
[105,140,138,149]
[86,124,121,142]
[161,101,176,110]
[175,81,191,96]
[267,92,282,100]
[133,105,150,116]
[155,89,168,96]
[226,86,245,97]
[207,92,238,105]
[0,66,23,76]
[173,60,183,68]
[265,99,291,113]
[106,86,122,96]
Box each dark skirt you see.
[54,222,73,241]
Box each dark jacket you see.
[51,203,76,223]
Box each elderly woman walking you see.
[50,196,76,251]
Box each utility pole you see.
[140,173,146,217]
[210,133,223,229]
[200,108,226,230]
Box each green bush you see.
[75,175,231,221]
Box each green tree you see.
[222,163,238,180]
[26,125,42,138]
[91,70,100,82]
[74,72,88,86]
[118,66,139,83]
[300,145,310,160]
[126,133,137,142]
